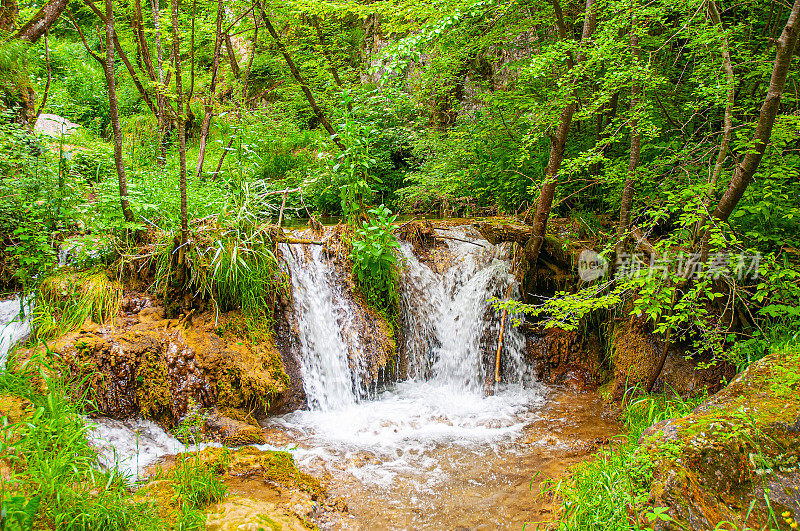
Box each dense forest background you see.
[0,1,800,529]
[1,0,799,377]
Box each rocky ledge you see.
[638,343,800,530]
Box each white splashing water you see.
[283,240,371,411]
[0,296,32,366]
[88,417,216,481]
[274,226,544,484]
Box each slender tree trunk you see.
[172,0,189,282]
[12,0,67,42]
[34,29,51,122]
[700,0,800,259]
[195,0,225,180]
[259,6,345,150]
[152,0,168,166]
[224,33,241,79]
[0,0,18,32]
[312,15,351,113]
[616,12,641,257]
[697,0,735,238]
[526,0,596,267]
[101,0,134,223]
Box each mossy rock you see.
[638,343,800,530]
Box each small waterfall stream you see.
[284,240,372,410]
[271,226,545,489]
[0,296,32,366]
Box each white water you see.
[283,240,371,410]
[0,296,32,365]
[274,227,544,487]
[88,417,216,481]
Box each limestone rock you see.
[638,345,800,530]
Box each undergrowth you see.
[0,351,163,530]
[33,270,122,341]
[545,390,704,531]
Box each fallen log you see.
[473,220,575,268]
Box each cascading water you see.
[0,296,32,366]
[399,229,528,390]
[283,239,372,410]
[272,225,544,465]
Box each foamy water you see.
[88,417,217,480]
[271,226,543,492]
[0,296,32,365]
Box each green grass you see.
[33,270,122,341]
[547,390,704,531]
[0,351,164,530]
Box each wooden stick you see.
[495,283,515,384]
[434,234,486,248]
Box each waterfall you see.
[283,239,371,411]
[283,225,529,412]
[399,227,526,391]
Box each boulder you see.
[34,114,81,137]
[638,344,800,530]
[21,303,291,428]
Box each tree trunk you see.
[172,0,189,282]
[259,7,345,150]
[101,0,135,223]
[12,0,67,42]
[697,0,735,239]
[700,0,800,259]
[616,12,641,257]
[0,0,17,32]
[312,15,351,113]
[195,0,225,180]
[152,0,168,166]
[34,30,52,122]
[526,0,596,267]
[224,33,241,79]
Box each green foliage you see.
[550,390,704,530]
[33,270,122,341]
[0,352,162,530]
[351,205,401,315]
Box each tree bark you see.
[616,12,641,257]
[0,0,17,32]
[34,29,51,122]
[259,6,345,150]
[224,32,241,79]
[101,0,135,223]
[12,0,67,43]
[700,0,800,258]
[195,0,225,180]
[696,0,735,239]
[152,0,168,166]
[172,0,189,281]
[526,0,596,268]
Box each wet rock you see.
[526,328,605,391]
[610,315,733,400]
[638,345,800,530]
[203,407,265,446]
[21,307,290,428]
[139,446,345,529]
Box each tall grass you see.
[0,351,162,530]
[549,390,704,530]
[33,270,122,341]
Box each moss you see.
[135,349,172,425]
[639,343,800,529]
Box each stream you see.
[0,226,618,529]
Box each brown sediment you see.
[18,297,291,429]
